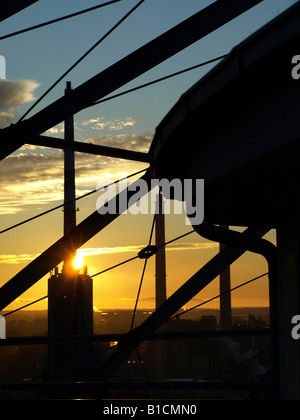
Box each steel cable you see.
[0,0,123,41]
[17,0,147,122]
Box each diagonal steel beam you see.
[0,0,263,161]
[94,226,270,382]
[0,170,153,311]
[29,135,150,163]
[0,0,39,22]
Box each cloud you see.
[0,254,40,265]
[81,116,136,131]
[44,122,65,135]
[0,147,149,214]
[0,151,65,212]
[86,133,152,153]
[0,79,39,110]
[165,242,218,251]
[0,112,15,127]
[0,79,40,127]
[76,242,219,258]
[0,81,152,211]
[0,242,218,265]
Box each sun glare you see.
[73,254,84,270]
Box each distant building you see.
[48,266,93,380]
[233,314,267,329]
[199,315,217,330]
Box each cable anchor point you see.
[138,245,158,260]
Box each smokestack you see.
[154,190,168,380]
[219,225,232,329]
[63,81,76,274]
[155,189,167,309]
[48,82,93,382]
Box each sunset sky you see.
[0,0,294,313]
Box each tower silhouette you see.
[48,82,93,381]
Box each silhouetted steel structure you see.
[31,135,150,163]
[1,0,300,400]
[149,1,300,399]
[155,191,167,310]
[0,0,39,22]
[0,0,263,161]
[219,226,232,329]
[0,0,263,310]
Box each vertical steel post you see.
[155,190,167,309]
[276,225,300,399]
[219,225,232,329]
[155,190,168,380]
[64,81,76,235]
[63,81,77,274]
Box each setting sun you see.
[73,253,84,270]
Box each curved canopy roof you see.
[149,1,300,227]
